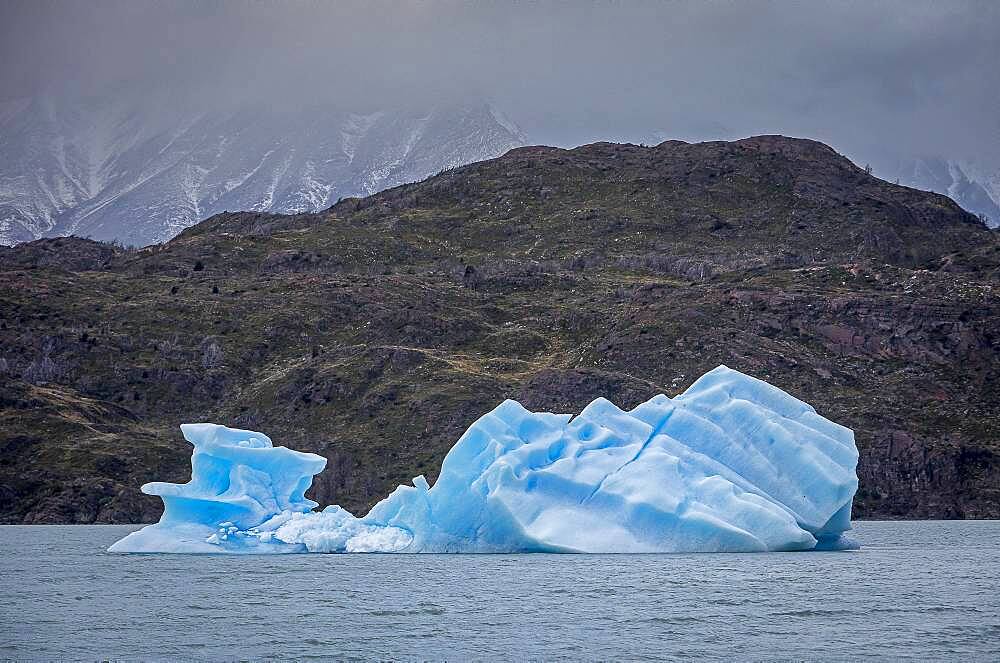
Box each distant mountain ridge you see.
[3,94,997,246]
[0,96,526,246]
[890,156,1000,228]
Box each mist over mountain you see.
[0,93,525,246]
[2,1,999,242]
[888,157,1000,227]
[4,93,996,248]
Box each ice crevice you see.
[109,365,860,554]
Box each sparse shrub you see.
[23,355,68,385]
[614,285,634,300]
[201,338,223,369]
[616,254,713,280]
[233,410,261,429]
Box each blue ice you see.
[109,366,859,554]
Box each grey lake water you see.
[1,521,999,661]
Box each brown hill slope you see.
[1,136,998,523]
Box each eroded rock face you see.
[858,430,1000,519]
[1,136,998,523]
[726,278,995,365]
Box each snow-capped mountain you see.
[889,156,1000,228]
[0,95,526,246]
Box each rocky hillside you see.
[1,135,998,524]
[0,95,525,247]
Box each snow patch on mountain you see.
[891,156,1000,228]
[0,99,526,246]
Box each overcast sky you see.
[2,0,998,164]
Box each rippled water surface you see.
[2,521,999,660]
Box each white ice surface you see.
[110,366,859,554]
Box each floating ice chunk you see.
[248,506,412,553]
[110,366,859,554]
[108,423,326,554]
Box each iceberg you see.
[109,366,859,554]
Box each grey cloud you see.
[2,0,998,163]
